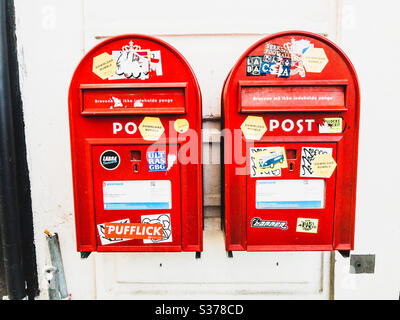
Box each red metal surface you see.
[221,31,360,252]
[68,34,203,253]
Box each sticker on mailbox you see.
[246,38,328,78]
[296,218,319,233]
[141,213,172,244]
[318,118,343,133]
[104,222,163,240]
[250,217,288,230]
[300,147,336,178]
[108,40,163,80]
[250,147,287,177]
[139,117,165,141]
[97,218,131,245]
[100,150,120,170]
[147,151,166,172]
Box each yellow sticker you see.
[92,52,117,80]
[250,147,288,177]
[174,119,189,133]
[240,116,267,140]
[302,48,329,73]
[311,153,337,178]
[296,218,318,233]
[138,117,165,141]
[318,118,342,133]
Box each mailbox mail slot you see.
[240,83,347,112]
[69,35,203,255]
[221,31,360,253]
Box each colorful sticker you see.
[250,147,287,177]
[296,218,319,233]
[141,214,172,244]
[92,52,117,80]
[138,117,165,141]
[246,38,328,78]
[250,217,288,230]
[97,218,131,245]
[103,222,163,240]
[147,151,167,172]
[319,118,343,133]
[102,40,163,80]
[174,119,189,133]
[300,147,332,177]
[311,153,337,178]
[100,150,120,170]
[240,116,267,140]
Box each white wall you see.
[13,0,399,300]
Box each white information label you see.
[103,180,172,210]
[256,179,325,209]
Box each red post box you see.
[68,34,202,256]
[221,31,360,256]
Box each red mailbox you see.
[221,31,360,255]
[68,35,202,256]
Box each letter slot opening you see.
[239,83,347,113]
[80,83,187,115]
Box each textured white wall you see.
[13,0,400,300]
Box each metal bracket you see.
[195,252,201,259]
[350,254,375,274]
[338,250,350,258]
[227,251,233,258]
[80,251,91,259]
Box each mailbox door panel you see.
[92,144,181,251]
[246,142,337,250]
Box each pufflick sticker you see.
[300,147,336,178]
[250,147,288,177]
[251,217,288,230]
[97,218,131,245]
[103,222,163,241]
[141,214,172,244]
[296,218,318,233]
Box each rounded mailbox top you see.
[223,30,359,109]
[68,34,202,117]
[230,30,358,82]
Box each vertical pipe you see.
[0,0,26,300]
[45,232,68,299]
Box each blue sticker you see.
[278,58,291,78]
[147,151,166,172]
